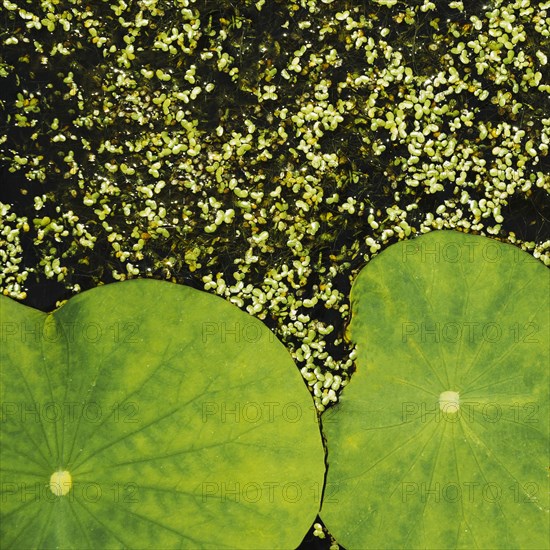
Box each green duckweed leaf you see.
[0,279,325,549]
[321,230,549,549]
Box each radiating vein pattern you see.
[322,231,549,550]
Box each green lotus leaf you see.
[321,230,549,549]
[0,280,325,549]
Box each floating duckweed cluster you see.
[1,0,549,424]
[1,0,549,547]
[312,521,340,549]
[0,203,29,298]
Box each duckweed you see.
[1,2,549,544]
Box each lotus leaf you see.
[0,280,325,549]
[321,231,549,549]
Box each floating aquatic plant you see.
[0,279,325,549]
[1,0,549,545]
[321,230,549,549]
